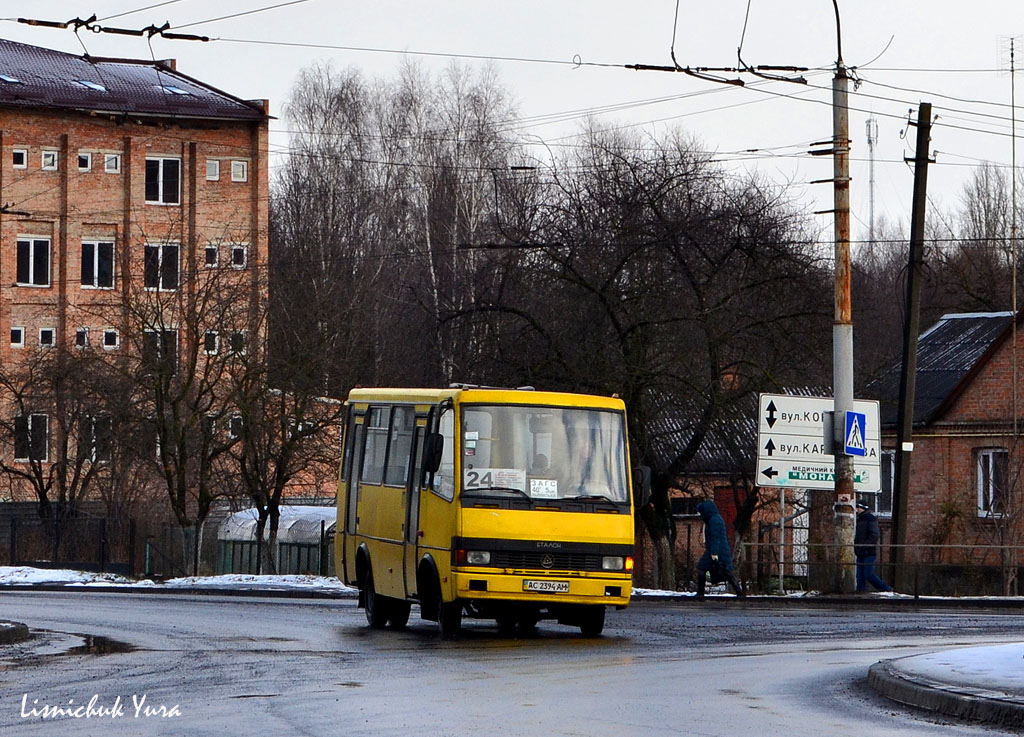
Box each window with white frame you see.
[204,331,219,355]
[14,413,48,462]
[104,153,121,173]
[41,150,58,170]
[75,327,88,349]
[231,244,247,269]
[144,243,179,291]
[82,241,115,289]
[16,237,51,286]
[102,329,119,350]
[229,415,243,439]
[142,329,178,372]
[858,450,895,516]
[145,157,181,204]
[78,152,92,171]
[977,448,1009,516]
[231,160,248,182]
[229,331,246,355]
[206,159,220,181]
[38,328,55,347]
[10,327,24,348]
[204,244,218,268]
[84,415,112,463]
[12,148,27,169]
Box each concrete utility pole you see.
[830,0,856,593]
[892,103,932,592]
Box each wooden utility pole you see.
[892,103,932,592]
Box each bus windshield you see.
[460,405,629,504]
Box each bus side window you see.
[346,422,365,534]
[384,406,415,486]
[361,406,388,484]
[431,408,455,501]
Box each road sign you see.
[756,394,880,492]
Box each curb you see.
[0,620,30,645]
[867,659,1024,729]
[0,584,356,599]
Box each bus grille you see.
[492,551,604,572]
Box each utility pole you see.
[830,0,856,593]
[892,103,932,592]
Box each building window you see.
[14,414,48,462]
[231,160,248,182]
[102,329,119,350]
[206,159,220,181]
[858,450,894,517]
[231,244,248,269]
[144,243,179,291]
[204,331,220,355]
[82,241,115,289]
[39,328,55,347]
[104,154,121,173]
[10,327,24,349]
[84,416,112,463]
[229,415,243,439]
[145,157,181,204]
[78,152,92,171]
[16,238,50,287]
[205,245,219,268]
[229,331,246,355]
[12,148,27,169]
[41,150,58,170]
[76,328,89,349]
[142,329,178,372]
[977,448,1009,516]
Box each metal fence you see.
[3,515,138,577]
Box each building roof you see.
[872,312,1016,427]
[0,38,267,121]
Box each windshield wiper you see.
[567,494,623,504]
[466,486,532,500]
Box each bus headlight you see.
[601,556,625,571]
[465,550,491,565]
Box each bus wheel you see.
[363,570,390,629]
[431,587,462,638]
[578,606,605,637]
[388,601,411,629]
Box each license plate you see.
[523,579,569,594]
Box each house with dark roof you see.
[870,311,1022,589]
[0,38,269,506]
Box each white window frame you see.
[977,448,1009,517]
[41,150,58,171]
[78,152,92,171]
[10,326,25,349]
[204,330,220,355]
[229,330,247,355]
[81,240,115,289]
[229,415,243,439]
[75,327,89,349]
[16,237,51,287]
[144,242,180,292]
[104,153,121,174]
[231,160,248,182]
[206,159,220,181]
[85,415,112,463]
[14,413,48,463]
[12,148,27,169]
[38,327,55,348]
[145,156,182,205]
[231,243,248,269]
[102,329,120,350]
[204,244,219,268]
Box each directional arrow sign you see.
[756,394,881,492]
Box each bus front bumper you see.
[453,569,632,607]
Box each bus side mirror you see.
[635,466,652,508]
[423,432,444,474]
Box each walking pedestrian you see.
[855,500,892,592]
[694,499,745,599]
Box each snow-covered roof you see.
[218,506,336,544]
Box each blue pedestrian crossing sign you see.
[844,411,867,456]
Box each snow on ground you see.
[0,566,356,592]
[893,643,1024,695]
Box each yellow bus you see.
[335,385,642,637]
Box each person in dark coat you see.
[855,500,892,592]
[695,499,744,599]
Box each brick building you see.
[0,38,269,506]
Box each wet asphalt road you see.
[2,592,1023,736]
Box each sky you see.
[3,1,1024,249]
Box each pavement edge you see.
[867,659,1024,729]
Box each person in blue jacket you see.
[695,499,745,599]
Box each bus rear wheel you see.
[578,606,605,637]
[363,570,390,629]
[388,601,411,629]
